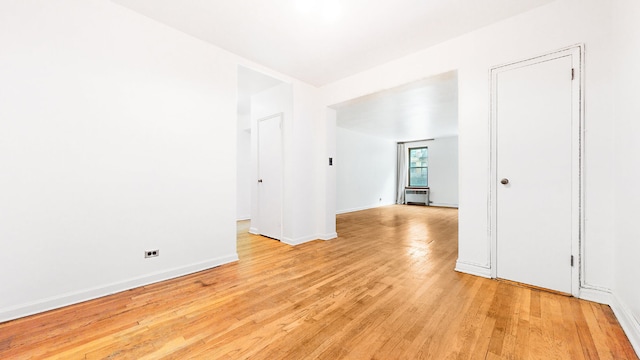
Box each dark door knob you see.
[258,179,263,183]
[500,178,509,185]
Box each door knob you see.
[500,178,509,185]
[258,179,263,183]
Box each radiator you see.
[405,188,429,205]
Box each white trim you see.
[336,202,395,215]
[336,203,458,215]
[488,44,584,297]
[454,261,492,278]
[0,254,239,323]
[611,295,640,356]
[579,286,613,305]
[318,232,338,240]
[236,216,251,221]
[429,203,458,208]
[249,227,259,235]
[282,232,338,245]
[281,235,318,246]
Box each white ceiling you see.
[333,71,458,142]
[111,0,553,86]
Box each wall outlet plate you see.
[144,249,159,258]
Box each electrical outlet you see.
[144,249,159,258]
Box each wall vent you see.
[405,188,429,205]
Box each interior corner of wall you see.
[610,294,640,356]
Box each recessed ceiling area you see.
[332,71,458,142]
[110,0,554,86]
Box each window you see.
[408,147,428,186]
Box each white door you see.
[257,114,283,240]
[492,47,581,294]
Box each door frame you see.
[488,44,584,296]
[256,112,284,240]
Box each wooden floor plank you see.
[0,205,636,359]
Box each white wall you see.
[319,0,615,293]
[612,0,640,352]
[236,112,252,220]
[248,80,325,245]
[249,81,327,245]
[288,82,326,243]
[336,127,396,213]
[317,108,338,239]
[335,133,458,214]
[404,137,458,207]
[0,0,240,321]
[0,0,329,321]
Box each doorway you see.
[236,66,283,221]
[330,71,459,214]
[490,46,583,295]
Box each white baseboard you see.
[579,286,613,305]
[454,260,492,278]
[282,232,338,245]
[318,232,338,240]
[281,235,318,246]
[0,254,239,323]
[236,216,250,221]
[248,229,334,245]
[336,202,395,215]
[578,286,639,356]
[611,294,640,356]
[429,203,459,208]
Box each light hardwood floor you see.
[0,205,636,359]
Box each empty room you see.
[1,0,639,359]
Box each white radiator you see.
[405,188,429,205]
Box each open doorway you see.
[236,66,282,220]
[329,70,459,214]
[236,66,291,241]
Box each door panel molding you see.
[489,44,584,296]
